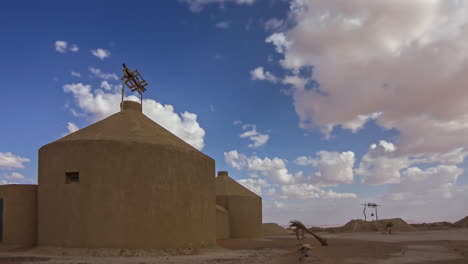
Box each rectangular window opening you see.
[66,172,79,184]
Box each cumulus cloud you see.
[250,66,278,83]
[357,140,413,185]
[267,0,468,155]
[279,184,356,200]
[0,152,30,170]
[393,165,462,200]
[63,83,206,150]
[237,178,270,196]
[356,140,468,185]
[224,150,294,184]
[89,67,119,80]
[180,0,255,12]
[99,81,120,91]
[295,151,355,186]
[239,124,269,148]
[54,40,68,53]
[91,48,111,60]
[69,44,79,52]
[54,41,79,53]
[265,33,291,53]
[0,172,30,185]
[341,112,383,133]
[67,122,79,134]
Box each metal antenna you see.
[366,203,381,221]
[361,202,367,221]
[121,63,148,110]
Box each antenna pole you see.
[363,205,366,221]
[121,63,148,110]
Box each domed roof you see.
[216,171,260,198]
[53,101,204,154]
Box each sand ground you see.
[0,229,467,264]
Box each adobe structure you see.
[0,100,262,249]
[215,171,263,239]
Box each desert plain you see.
[1,217,467,264]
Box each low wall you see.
[0,184,37,246]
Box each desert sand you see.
[0,229,467,263]
[1,218,467,264]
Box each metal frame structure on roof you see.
[121,63,148,108]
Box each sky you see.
[1,0,468,226]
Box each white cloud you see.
[357,140,411,185]
[67,122,79,134]
[295,151,355,186]
[341,112,383,133]
[0,152,30,170]
[180,0,255,12]
[294,156,313,166]
[237,178,270,196]
[91,48,111,60]
[356,140,468,185]
[250,66,278,83]
[2,172,25,180]
[54,41,79,53]
[100,80,119,91]
[89,67,119,80]
[280,184,356,200]
[265,33,291,53]
[69,44,79,52]
[55,40,68,53]
[71,71,81,77]
[264,18,284,31]
[215,20,231,29]
[63,83,206,150]
[224,150,248,170]
[0,172,31,185]
[239,124,269,148]
[268,0,468,156]
[209,105,215,112]
[224,150,294,184]
[393,165,462,199]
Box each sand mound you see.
[263,223,291,236]
[454,216,468,228]
[411,221,456,230]
[327,218,416,233]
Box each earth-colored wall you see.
[0,185,37,246]
[216,205,230,239]
[216,195,262,238]
[38,140,216,249]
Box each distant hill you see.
[454,216,468,228]
[310,218,416,233]
[410,221,456,230]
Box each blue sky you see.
[1,0,468,225]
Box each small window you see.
[65,172,79,184]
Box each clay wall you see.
[0,185,37,246]
[216,205,230,239]
[38,140,216,249]
[216,195,262,238]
